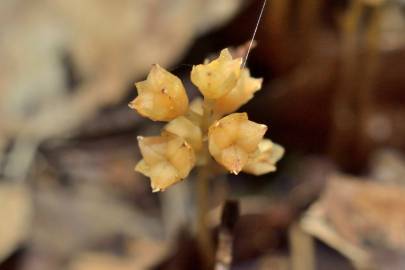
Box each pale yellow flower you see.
[129,64,188,121]
[131,47,285,192]
[191,49,242,99]
[214,69,262,115]
[135,134,195,192]
[208,113,267,174]
[243,139,285,175]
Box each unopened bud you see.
[135,134,195,192]
[214,69,262,115]
[243,139,285,175]
[191,49,242,99]
[129,64,188,121]
[163,116,203,152]
[208,113,267,174]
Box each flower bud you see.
[214,69,262,115]
[208,113,267,174]
[191,49,242,99]
[135,134,195,192]
[129,64,188,121]
[189,98,204,117]
[184,98,204,129]
[163,116,203,152]
[243,139,285,175]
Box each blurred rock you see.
[29,181,161,266]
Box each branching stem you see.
[195,98,218,266]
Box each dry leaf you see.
[302,174,405,269]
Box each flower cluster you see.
[130,49,284,192]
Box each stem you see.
[289,223,315,270]
[267,0,290,36]
[297,0,322,36]
[215,200,239,270]
[195,97,218,266]
[329,0,363,169]
[356,6,381,166]
[196,164,213,265]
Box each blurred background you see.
[1,0,405,269]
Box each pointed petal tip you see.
[231,170,240,175]
[128,99,137,109]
